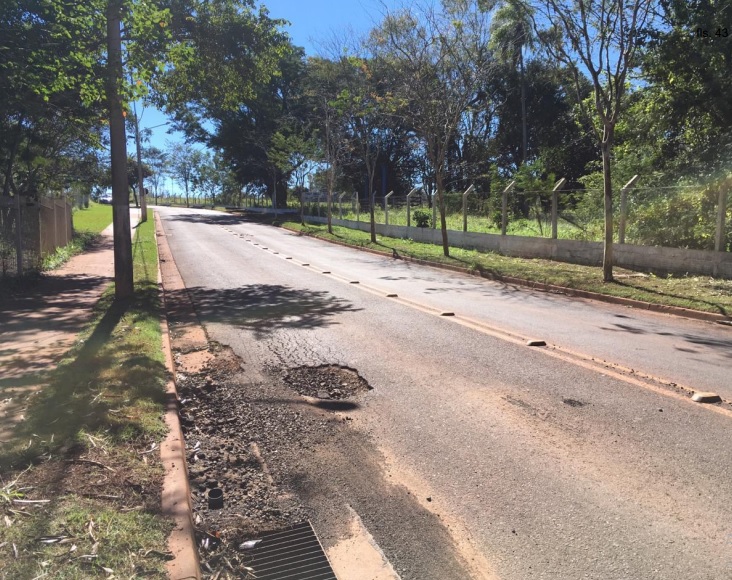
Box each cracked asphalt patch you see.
[175,343,476,579]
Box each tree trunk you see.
[436,170,449,257]
[327,189,333,234]
[519,50,527,164]
[601,124,614,282]
[327,167,334,234]
[106,0,134,300]
[2,118,23,197]
[368,167,376,243]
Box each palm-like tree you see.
[488,1,535,164]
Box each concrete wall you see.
[305,216,732,279]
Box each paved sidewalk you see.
[0,209,140,443]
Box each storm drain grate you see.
[248,521,338,579]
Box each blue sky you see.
[138,0,401,180]
[133,0,416,200]
[262,0,396,54]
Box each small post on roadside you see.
[462,184,475,233]
[501,181,515,236]
[406,187,419,228]
[384,191,394,225]
[619,175,639,245]
[551,178,567,239]
[356,191,360,222]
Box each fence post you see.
[356,192,360,222]
[619,175,639,244]
[406,187,419,228]
[432,192,437,229]
[715,182,729,252]
[14,195,23,275]
[501,181,515,235]
[462,184,475,233]
[551,178,567,239]
[339,192,347,220]
[65,195,73,242]
[384,191,394,225]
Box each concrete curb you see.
[156,211,201,580]
[280,224,731,324]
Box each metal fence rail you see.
[300,180,730,252]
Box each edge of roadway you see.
[279,224,731,325]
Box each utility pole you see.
[132,102,147,222]
[106,0,133,299]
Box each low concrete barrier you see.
[304,216,732,279]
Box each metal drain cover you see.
[248,521,337,579]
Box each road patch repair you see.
[155,215,403,578]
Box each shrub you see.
[413,209,432,228]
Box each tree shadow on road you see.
[177,284,361,339]
[163,212,247,226]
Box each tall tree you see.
[485,0,536,164]
[168,143,202,207]
[641,0,732,177]
[524,0,655,281]
[157,0,297,207]
[331,54,396,243]
[306,57,352,234]
[373,0,495,256]
[144,146,168,204]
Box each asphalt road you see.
[158,207,732,580]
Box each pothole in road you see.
[284,365,372,400]
[562,398,588,408]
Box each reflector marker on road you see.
[440,312,455,317]
[301,263,310,266]
[322,271,331,274]
[692,392,722,404]
[350,281,360,284]
[527,340,547,347]
[386,293,398,298]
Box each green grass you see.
[73,202,113,234]
[282,221,732,316]
[305,204,603,241]
[0,211,172,578]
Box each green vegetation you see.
[283,221,732,316]
[2,0,731,287]
[73,202,113,235]
[41,203,114,271]
[0,212,172,578]
[310,204,598,240]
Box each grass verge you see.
[0,211,173,579]
[282,221,732,317]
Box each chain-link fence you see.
[300,182,731,252]
[0,196,73,277]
